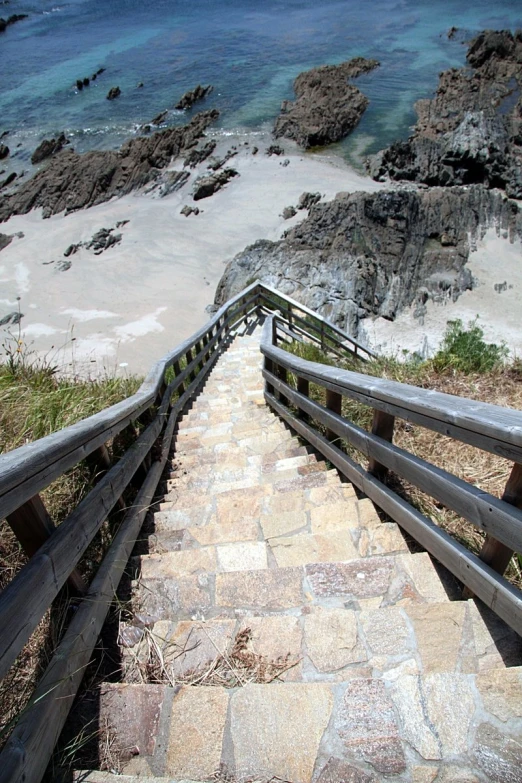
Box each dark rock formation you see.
[266,145,285,156]
[192,167,238,201]
[274,57,379,148]
[282,206,297,219]
[369,30,522,198]
[0,144,9,160]
[207,148,238,171]
[0,232,13,252]
[0,14,28,33]
[86,227,121,254]
[0,110,219,220]
[215,185,522,337]
[184,140,217,168]
[175,84,213,110]
[0,310,23,327]
[160,170,190,197]
[31,133,69,165]
[0,171,16,189]
[64,243,81,257]
[298,192,321,210]
[151,110,168,126]
[106,86,121,100]
[180,205,200,217]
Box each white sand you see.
[0,134,382,377]
[364,228,522,361]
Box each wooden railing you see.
[0,282,367,783]
[261,314,522,637]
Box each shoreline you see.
[0,132,382,378]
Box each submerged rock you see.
[175,84,213,110]
[368,30,522,197]
[0,110,219,220]
[106,86,121,100]
[274,57,379,148]
[215,185,522,338]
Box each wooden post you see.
[265,356,274,395]
[297,376,310,422]
[85,445,126,511]
[272,317,278,347]
[186,348,196,382]
[6,495,87,594]
[368,410,396,480]
[320,320,325,352]
[480,463,521,573]
[174,359,184,395]
[325,389,342,443]
[278,365,289,407]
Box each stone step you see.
[92,666,522,782]
[134,551,451,623]
[120,600,522,688]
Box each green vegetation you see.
[432,317,508,374]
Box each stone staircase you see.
[76,324,522,783]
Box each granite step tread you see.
[93,667,522,782]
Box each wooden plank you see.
[0,414,163,683]
[263,368,522,555]
[325,388,342,443]
[265,391,522,636]
[6,495,87,594]
[368,410,395,479]
[86,445,126,511]
[297,376,310,422]
[260,324,522,462]
[477,463,522,576]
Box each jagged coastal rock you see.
[274,57,379,148]
[369,30,522,197]
[0,13,28,33]
[215,186,522,337]
[0,110,219,220]
[31,133,69,165]
[192,167,238,200]
[175,84,214,110]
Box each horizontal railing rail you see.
[260,314,522,637]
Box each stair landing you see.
[80,324,522,783]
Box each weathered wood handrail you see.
[260,314,522,636]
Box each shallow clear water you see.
[1,0,521,166]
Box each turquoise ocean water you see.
[1,0,522,170]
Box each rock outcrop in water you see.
[31,133,69,165]
[274,58,379,148]
[0,110,219,220]
[0,14,28,33]
[176,84,214,110]
[368,30,522,198]
[215,185,522,337]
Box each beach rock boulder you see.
[176,84,213,110]
[369,30,522,197]
[0,233,13,252]
[192,167,238,201]
[0,144,9,160]
[274,57,379,148]
[160,170,190,197]
[31,133,69,165]
[215,185,522,338]
[183,140,217,168]
[0,110,219,221]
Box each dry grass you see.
[0,355,141,748]
[285,340,522,589]
[125,625,301,688]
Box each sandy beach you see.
[0,133,382,377]
[364,228,522,362]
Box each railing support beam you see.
[325,389,342,443]
[368,410,396,480]
[476,462,522,576]
[6,495,87,594]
